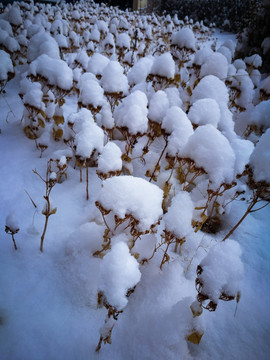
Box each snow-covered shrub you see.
[0,50,14,93]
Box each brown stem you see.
[222,196,258,242]
[11,233,17,250]
[86,167,89,200]
[149,139,168,183]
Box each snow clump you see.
[163,191,194,239]
[150,52,175,79]
[97,142,122,175]
[191,75,229,105]
[29,54,73,90]
[78,73,104,108]
[127,56,154,85]
[148,90,170,123]
[27,31,60,62]
[249,129,270,183]
[114,90,148,134]
[0,50,14,81]
[99,241,141,309]
[182,124,236,189]
[200,52,228,80]
[97,176,163,231]
[171,28,196,50]
[188,98,220,127]
[101,61,129,94]
[87,53,110,77]
[199,240,243,304]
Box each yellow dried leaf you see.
[53,115,65,126]
[23,126,37,140]
[38,118,45,128]
[53,128,63,141]
[187,330,204,344]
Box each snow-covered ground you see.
[1,2,270,359]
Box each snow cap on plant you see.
[188,98,220,128]
[87,53,110,77]
[150,52,175,80]
[101,60,129,94]
[97,176,163,232]
[0,50,14,81]
[148,90,170,124]
[29,54,73,90]
[182,124,236,189]
[200,52,228,80]
[127,56,154,86]
[78,72,104,109]
[163,191,194,239]
[249,128,270,183]
[171,28,196,51]
[114,90,148,135]
[99,241,141,310]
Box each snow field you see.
[0,1,270,360]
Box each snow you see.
[97,142,122,174]
[78,73,104,108]
[148,90,170,123]
[5,212,20,233]
[188,98,220,127]
[150,52,175,79]
[249,129,270,183]
[162,106,191,134]
[0,3,270,360]
[97,176,163,231]
[27,31,60,62]
[74,111,104,159]
[127,56,154,85]
[0,50,13,81]
[171,28,196,50]
[200,52,228,80]
[99,242,141,309]
[101,61,129,94]
[163,191,194,239]
[191,75,229,105]
[182,124,236,189]
[87,53,110,76]
[29,54,73,90]
[199,239,244,304]
[114,90,148,134]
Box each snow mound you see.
[97,176,163,231]
[188,98,220,127]
[150,52,175,79]
[101,61,129,94]
[114,90,148,134]
[171,28,196,50]
[199,240,243,304]
[163,191,193,239]
[99,242,141,309]
[182,124,236,189]
[29,54,73,90]
[97,142,122,174]
[249,129,270,183]
[0,50,14,81]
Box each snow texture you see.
[101,61,129,94]
[0,50,13,81]
[99,242,141,309]
[182,124,236,188]
[163,191,193,238]
[29,54,73,90]
[249,129,270,182]
[97,142,122,174]
[97,176,163,231]
[114,90,148,134]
